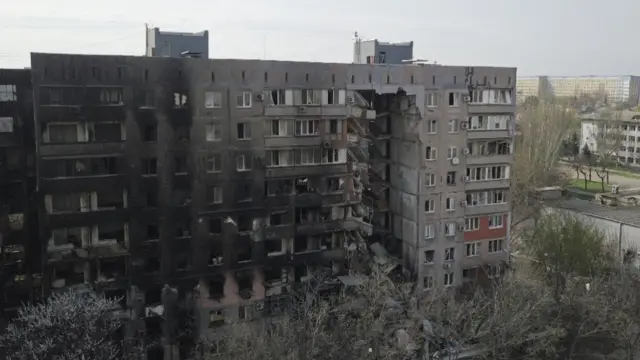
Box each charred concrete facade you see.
[0,69,39,324]
[29,53,515,358]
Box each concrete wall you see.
[353,40,413,65]
[146,28,209,58]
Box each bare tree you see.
[592,111,625,190]
[512,98,576,233]
[0,287,125,360]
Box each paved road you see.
[560,165,640,189]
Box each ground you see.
[567,179,611,193]
[560,163,640,190]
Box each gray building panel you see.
[146,27,209,58]
[354,39,414,65]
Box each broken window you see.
[296,148,319,165]
[269,90,285,106]
[175,156,188,174]
[237,215,252,232]
[206,154,221,173]
[446,171,457,185]
[139,90,155,108]
[97,258,125,283]
[236,122,251,140]
[208,276,225,299]
[237,238,252,262]
[294,236,308,252]
[175,125,190,141]
[175,219,191,237]
[267,150,294,167]
[448,92,458,107]
[204,91,222,108]
[301,90,321,105]
[236,91,252,108]
[51,193,83,213]
[236,271,253,298]
[47,123,79,143]
[145,225,159,240]
[51,227,82,248]
[143,124,157,142]
[327,90,338,105]
[424,250,435,264]
[42,157,118,178]
[265,239,282,254]
[269,212,287,226]
[329,119,339,134]
[206,186,223,204]
[295,119,318,136]
[99,88,123,105]
[323,148,341,164]
[171,186,191,206]
[145,189,157,207]
[144,257,161,273]
[325,177,342,192]
[236,182,252,202]
[264,267,282,283]
[205,124,221,141]
[208,218,222,235]
[176,253,191,270]
[98,223,125,243]
[0,84,17,102]
[294,265,308,282]
[209,242,223,266]
[295,208,315,225]
[141,158,157,175]
[295,177,311,193]
[96,189,124,210]
[265,179,293,196]
[174,92,188,107]
[92,122,123,142]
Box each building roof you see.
[549,198,640,227]
[580,110,640,122]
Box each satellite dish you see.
[452,157,460,165]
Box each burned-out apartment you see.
[28,52,515,358]
[0,69,39,325]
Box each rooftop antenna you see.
[263,33,267,60]
[354,31,361,64]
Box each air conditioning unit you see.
[256,302,265,310]
[461,122,469,130]
[458,225,465,232]
[298,106,306,113]
[465,176,470,182]
[460,200,467,207]
[463,148,470,155]
[323,141,331,148]
[462,95,471,102]
[256,93,264,101]
[346,96,354,104]
[443,263,451,269]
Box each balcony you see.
[464,202,510,216]
[39,142,126,157]
[294,192,323,207]
[465,179,511,191]
[467,129,511,140]
[466,154,513,166]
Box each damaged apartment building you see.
[28,53,515,358]
[0,69,39,326]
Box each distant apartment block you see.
[580,110,640,166]
[353,38,413,65]
[145,27,209,58]
[517,75,640,105]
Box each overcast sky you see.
[1,0,638,76]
